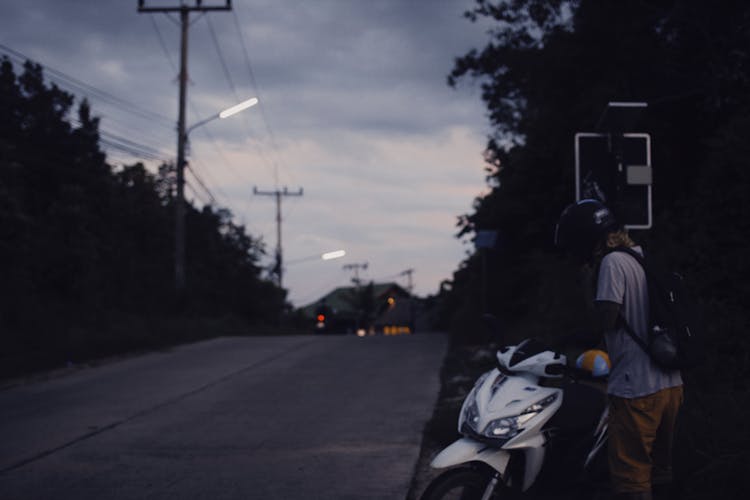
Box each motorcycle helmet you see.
[576,349,611,378]
[554,199,619,262]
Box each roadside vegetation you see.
[422,1,750,498]
[0,59,290,379]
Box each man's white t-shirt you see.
[596,247,682,398]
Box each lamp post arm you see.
[184,98,258,136]
[186,113,220,136]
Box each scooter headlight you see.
[458,372,491,433]
[482,394,558,442]
[484,417,520,439]
[461,397,480,432]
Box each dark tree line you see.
[0,59,285,373]
[435,0,749,496]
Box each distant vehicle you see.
[313,304,332,334]
[312,304,355,334]
[314,313,330,334]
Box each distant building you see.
[299,282,415,335]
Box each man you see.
[555,199,683,500]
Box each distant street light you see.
[321,250,347,261]
[175,97,259,295]
[287,250,347,266]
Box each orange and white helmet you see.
[575,349,611,378]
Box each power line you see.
[189,111,256,186]
[173,14,256,187]
[185,163,218,205]
[160,4,291,209]
[99,139,164,163]
[2,27,271,263]
[1,42,176,167]
[97,133,168,163]
[151,12,255,198]
[187,156,233,206]
[102,127,171,160]
[231,7,291,188]
[202,13,280,186]
[399,268,415,294]
[100,129,168,159]
[0,42,237,216]
[149,7,265,237]
[69,116,171,164]
[253,186,304,288]
[93,107,172,146]
[185,179,212,207]
[205,14,239,100]
[0,43,174,129]
[343,263,370,287]
[150,15,179,75]
[139,0,233,295]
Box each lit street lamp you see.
[321,250,347,261]
[175,97,259,295]
[186,98,259,134]
[286,250,347,266]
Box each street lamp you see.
[175,97,259,295]
[186,97,259,134]
[321,250,346,261]
[286,250,347,266]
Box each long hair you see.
[605,230,635,249]
[594,230,635,261]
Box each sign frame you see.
[575,132,652,230]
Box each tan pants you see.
[608,386,684,494]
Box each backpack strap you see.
[619,313,651,353]
[610,246,646,268]
[608,246,651,354]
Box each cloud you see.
[253,125,486,304]
[0,0,493,306]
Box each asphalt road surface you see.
[0,333,448,499]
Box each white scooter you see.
[420,332,610,500]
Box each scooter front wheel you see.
[419,466,504,500]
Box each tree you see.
[442,0,750,332]
[441,1,750,495]
[0,57,287,372]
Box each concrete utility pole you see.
[138,0,232,296]
[343,263,369,288]
[253,186,304,288]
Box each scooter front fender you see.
[430,438,510,475]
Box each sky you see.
[0,0,494,307]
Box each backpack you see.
[611,247,705,370]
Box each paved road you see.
[0,334,448,499]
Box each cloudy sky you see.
[1,0,494,307]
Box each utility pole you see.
[399,268,416,333]
[343,263,369,288]
[138,0,232,297]
[399,268,415,294]
[253,186,304,288]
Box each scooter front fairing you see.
[430,438,510,474]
